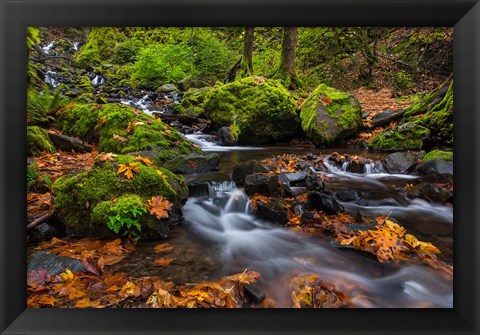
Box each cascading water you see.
[184,132,263,152]
[183,181,453,308]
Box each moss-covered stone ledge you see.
[52,154,188,239]
[27,126,56,156]
[299,84,362,145]
[203,77,299,144]
[368,122,430,152]
[56,102,201,161]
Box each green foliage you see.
[111,39,144,64]
[27,85,68,126]
[27,162,53,192]
[299,83,362,145]
[102,195,147,239]
[27,126,56,156]
[75,27,127,69]
[27,27,41,86]
[132,44,190,88]
[203,76,299,144]
[393,72,414,93]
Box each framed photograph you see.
[1,0,479,334]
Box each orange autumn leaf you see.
[98,152,117,162]
[147,196,173,219]
[153,243,174,253]
[119,281,141,298]
[113,134,127,142]
[135,155,155,167]
[322,96,333,106]
[154,258,174,268]
[117,162,140,179]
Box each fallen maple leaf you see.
[135,155,155,167]
[153,243,174,253]
[147,196,173,219]
[154,258,174,268]
[119,281,141,298]
[113,134,127,142]
[117,162,140,180]
[98,152,117,162]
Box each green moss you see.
[52,154,187,235]
[27,126,56,156]
[76,75,94,91]
[369,123,430,152]
[423,150,453,162]
[413,81,453,147]
[299,83,362,145]
[203,76,299,144]
[56,102,200,159]
[174,87,212,116]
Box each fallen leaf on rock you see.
[147,196,173,219]
[153,243,174,253]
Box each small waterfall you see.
[184,132,261,152]
[182,184,453,307]
[44,71,59,88]
[364,162,377,174]
[73,41,80,51]
[42,41,54,54]
[341,161,349,171]
[91,75,105,86]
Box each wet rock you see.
[158,83,177,93]
[370,109,405,128]
[382,151,422,174]
[254,197,289,224]
[163,153,220,174]
[280,183,295,198]
[48,132,92,153]
[305,153,314,161]
[28,251,85,275]
[334,190,361,202]
[307,191,344,214]
[306,174,324,191]
[348,159,367,174]
[278,171,308,186]
[415,158,453,176]
[216,126,238,146]
[244,173,279,196]
[232,160,268,186]
[407,183,453,203]
[28,222,59,243]
[243,282,266,303]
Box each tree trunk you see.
[243,27,254,75]
[275,27,300,89]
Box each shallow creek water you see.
[109,141,453,308]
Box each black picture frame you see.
[1,0,479,334]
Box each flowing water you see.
[113,136,452,308]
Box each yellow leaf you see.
[117,163,140,180]
[120,281,141,298]
[135,155,155,167]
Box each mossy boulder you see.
[56,102,200,161]
[369,122,430,152]
[299,84,362,145]
[174,87,212,116]
[422,150,453,162]
[52,154,187,238]
[203,77,299,144]
[27,126,56,156]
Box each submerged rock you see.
[28,251,85,275]
[300,84,362,145]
